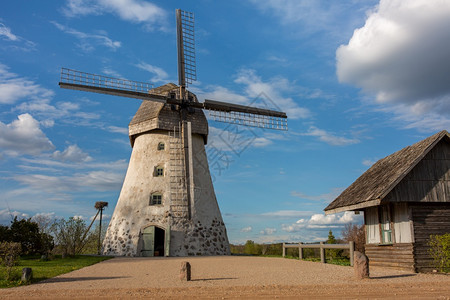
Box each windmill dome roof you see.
[128,83,208,146]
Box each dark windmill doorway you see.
[141,226,170,257]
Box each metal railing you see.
[60,68,153,93]
[283,241,355,266]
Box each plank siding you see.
[411,203,450,272]
[385,140,450,203]
[365,243,415,271]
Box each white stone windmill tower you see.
[59,9,288,257]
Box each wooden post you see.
[298,242,303,260]
[282,243,286,257]
[349,241,355,267]
[320,242,325,263]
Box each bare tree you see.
[341,223,366,253]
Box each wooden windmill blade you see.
[59,68,169,104]
[203,99,288,131]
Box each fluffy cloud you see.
[52,145,92,163]
[0,114,54,156]
[260,228,277,235]
[0,63,54,105]
[282,211,362,232]
[337,0,450,117]
[63,0,167,29]
[240,226,252,232]
[0,209,29,225]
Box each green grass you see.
[0,255,113,288]
[259,254,351,266]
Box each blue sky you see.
[1,0,449,244]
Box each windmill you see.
[59,9,287,257]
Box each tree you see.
[341,223,366,253]
[51,217,88,256]
[8,217,53,255]
[326,230,342,259]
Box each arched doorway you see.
[141,226,166,257]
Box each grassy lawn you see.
[261,254,351,266]
[0,255,113,288]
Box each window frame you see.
[157,142,165,151]
[150,193,163,205]
[155,166,164,177]
[379,205,393,244]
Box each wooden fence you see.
[283,241,355,266]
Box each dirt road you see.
[2,256,449,299]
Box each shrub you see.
[428,233,450,273]
[0,241,21,280]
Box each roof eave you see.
[324,198,381,215]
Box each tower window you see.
[155,166,164,177]
[150,193,162,205]
[157,142,165,150]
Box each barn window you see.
[155,166,164,177]
[150,193,162,205]
[380,206,392,244]
[157,142,165,150]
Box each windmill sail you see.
[177,9,196,88]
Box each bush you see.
[0,242,21,280]
[428,233,450,273]
[0,217,54,255]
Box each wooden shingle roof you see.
[324,130,450,214]
[128,83,208,146]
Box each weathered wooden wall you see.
[411,203,450,272]
[385,139,450,203]
[365,243,415,271]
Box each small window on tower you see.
[158,142,165,150]
[150,193,162,205]
[155,166,164,177]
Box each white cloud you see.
[240,226,252,232]
[52,145,93,163]
[107,126,128,135]
[250,0,376,40]
[337,0,450,119]
[135,62,168,83]
[0,209,29,224]
[63,0,167,30]
[303,126,360,146]
[52,21,121,51]
[234,69,310,119]
[0,63,54,105]
[260,228,277,235]
[0,23,19,41]
[13,170,124,193]
[0,114,55,156]
[282,211,362,233]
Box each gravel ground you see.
[1,256,449,299]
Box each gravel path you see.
[2,256,449,299]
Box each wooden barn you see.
[324,130,450,272]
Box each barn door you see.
[142,226,155,257]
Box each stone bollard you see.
[21,268,33,283]
[354,251,369,279]
[180,261,191,281]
